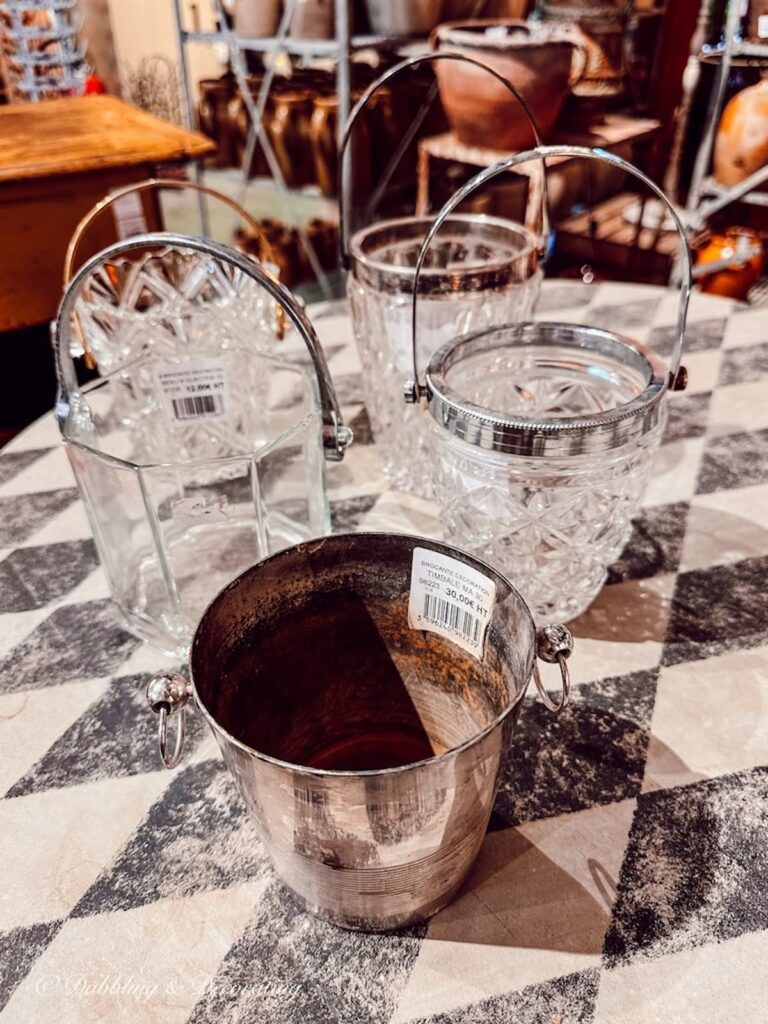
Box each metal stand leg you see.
[211,0,333,298]
[172,0,210,236]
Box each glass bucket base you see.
[117,515,311,656]
[432,425,664,625]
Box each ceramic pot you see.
[266,91,315,188]
[234,0,282,37]
[746,0,768,41]
[536,1,626,98]
[431,19,585,149]
[714,79,768,187]
[289,0,335,38]
[695,229,763,301]
[364,0,445,35]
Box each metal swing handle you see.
[337,51,551,266]
[52,233,352,462]
[406,145,693,403]
[63,177,280,284]
[63,178,285,365]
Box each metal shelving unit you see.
[685,0,768,231]
[172,0,426,296]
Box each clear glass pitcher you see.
[406,145,692,622]
[53,233,352,655]
[340,53,548,497]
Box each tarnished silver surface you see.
[536,623,574,663]
[534,624,573,713]
[348,215,540,296]
[146,673,191,770]
[146,672,191,714]
[424,321,669,456]
[148,532,572,931]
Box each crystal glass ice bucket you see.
[406,145,692,622]
[146,532,573,931]
[53,233,351,654]
[340,54,546,497]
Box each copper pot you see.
[431,19,586,149]
[714,79,768,188]
[198,77,238,168]
[309,94,339,197]
[266,90,315,188]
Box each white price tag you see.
[408,546,495,659]
[758,13,768,37]
[155,359,229,427]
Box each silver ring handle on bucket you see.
[534,624,574,713]
[146,673,191,769]
[51,232,353,462]
[337,52,551,267]
[405,145,693,403]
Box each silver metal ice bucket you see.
[147,532,572,931]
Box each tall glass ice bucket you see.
[53,233,351,654]
[340,53,547,497]
[407,146,692,622]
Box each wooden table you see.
[0,96,213,331]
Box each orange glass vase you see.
[713,78,768,187]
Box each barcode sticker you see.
[408,546,495,659]
[155,359,229,427]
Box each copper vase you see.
[714,78,768,188]
[267,90,315,188]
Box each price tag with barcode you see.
[154,359,229,427]
[407,546,495,659]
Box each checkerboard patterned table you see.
[1,282,766,1024]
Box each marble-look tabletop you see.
[0,281,766,1024]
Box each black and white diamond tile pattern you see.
[0,539,99,613]
[603,766,768,967]
[0,284,766,1024]
[662,391,711,443]
[72,758,269,918]
[0,448,51,487]
[0,599,141,694]
[5,672,206,797]
[0,921,64,1014]
[408,968,601,1024]
[696,427,768,495]
[648,316,728,357]
[0,489,79,548]
[188,880,427,1024]
[492,668,658,829]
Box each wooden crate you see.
[554,192,679,284]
